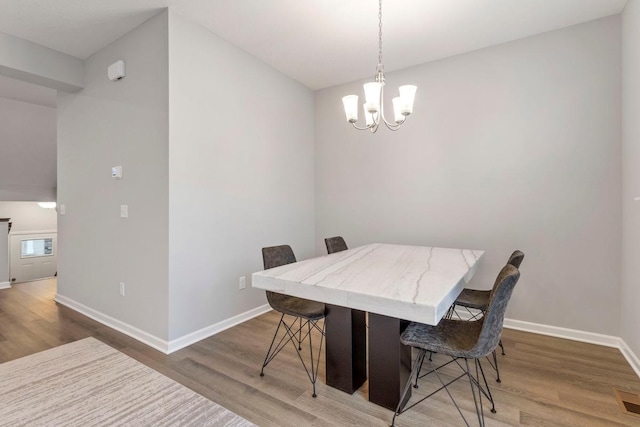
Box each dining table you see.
[252,243,484,410]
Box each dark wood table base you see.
[325,304,367,394]
[368,313,412,411]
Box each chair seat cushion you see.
[401,318,484,358]
[455,288,490,310]
[267,292,326,320]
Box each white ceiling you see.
[0,0,629,91]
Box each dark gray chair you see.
[392,264,521,427]
[260,245,326,397]
[454,250,524,314]
[324,236,348,254]
[449,250,524,382]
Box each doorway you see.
[9,232,57,283]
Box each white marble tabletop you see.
[252,243,484,325]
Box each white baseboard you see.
[503,318,640,378]
[54,293,272,355]
[619,339,640,379]
[453,308,640,379]
[167,304,272,353]
[503,318,622,348]
[52,296,640,377]
[55,293,169,353]
[0,281,11,289]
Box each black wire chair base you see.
[392,350,496,427]
[446,304,505,382]
[446,304,484,322]
[260,313,325,397]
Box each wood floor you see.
[1,279,640,426]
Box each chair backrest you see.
[468,264,520,358]
[325,236,348,254]
[507,250,525,269]
[487,250,524,303]
[261,245,297,310]
[262,245,297,270]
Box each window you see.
[21,238,53,258]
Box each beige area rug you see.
[0,337,255,427]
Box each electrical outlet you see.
[239,276,246,290]
[119,282,125,296]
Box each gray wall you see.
[622,2,640,359]
[0,202,57,232]
[167,13,315,340]
[57,11,170,340]
[0,97,56,201]
[315,16,622,335]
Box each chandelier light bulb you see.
[363,82,382,113]
[398,85,417,116]
[342,95,359,123]
[364,104,378,126]
[392,97,405,124]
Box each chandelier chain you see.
[378,0,383,68]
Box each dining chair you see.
[260,245,326,397]
[448,250,524,382]
[392,264,521,427]
[324,236,348,254]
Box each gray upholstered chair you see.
[392,264,521,427]
[324,236,348,254]
[260,245,326,397]
[454,250,524,315]
[449,250,524,382]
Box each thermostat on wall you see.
[112,166,123,179]
[108,60,126,81]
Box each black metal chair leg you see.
[392,349,427,426]
[261,313,285,376]
[492,350,501,383]
[413,351,429,389]
[498,338,505,356]
[308,320,317,397]
[466,358,483,427]
[476,358,496,414]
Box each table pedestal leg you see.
[325,304,367,394]
[368,313,411,411]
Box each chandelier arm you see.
[351,122,376,131]
[380,113,402,129]
[378,107,401,129]
[382,120,403,131]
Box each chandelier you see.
[342,0,417,133]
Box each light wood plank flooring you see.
[1,279,639,426]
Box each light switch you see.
[59,204,66,215]
[120,204,128,218]
[112,166,123,179]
